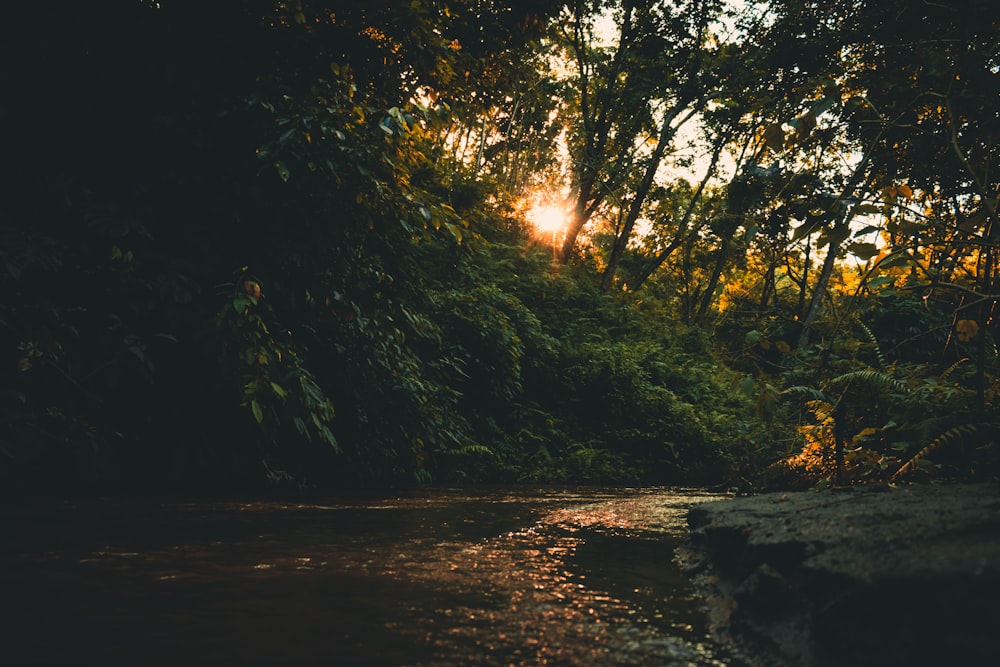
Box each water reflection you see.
[1,488,735,666]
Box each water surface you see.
[1,487,738,666]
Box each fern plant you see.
[782,366,907,485]
[779,319,940,486]
[780,338,995,487]
[858,321,888,370]
[889,423,982,482]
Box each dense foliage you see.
[1,0,997,495]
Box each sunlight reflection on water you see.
[2,487,735,666]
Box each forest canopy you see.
[1,0,997,494]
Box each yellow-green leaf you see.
[847,242,880,260]
[796,111,817,139]
[763,123,785,152]
[956,319,979,342]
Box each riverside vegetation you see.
[2,0,998,496]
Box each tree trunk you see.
[795,224,842,348]
[630,129,728,290]
[796,151,874,348]
[601,105,695,290]
[793,241,811,318]
[758,260,777,309]
[560,175,597,262]
[695,220,736,321]
[557,1,635,263]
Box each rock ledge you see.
[681,483,1000,666]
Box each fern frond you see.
[859,321,886,369]
[889,423,980,482]
[451,443,496,457]
[782,385,832,403]
[825,369,907,394]
[938,358,969,382]
[810,400,835,422]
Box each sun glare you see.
[528,204,568,237]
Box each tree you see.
[0,0,570,491]
[553,0,730,270]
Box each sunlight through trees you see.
[2,0,997,493]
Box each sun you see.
[528,203,568,236]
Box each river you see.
[1,487,741,666]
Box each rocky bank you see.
[680,483,1000,666]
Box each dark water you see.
[1,487,738,666]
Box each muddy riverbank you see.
[680,483,1000,666]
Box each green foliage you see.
[545,324,742,483]
[6,0,995,497]
[216,270,337,454]
[890,423,995,484]
[766,305,999,489]
[431,287,536,402]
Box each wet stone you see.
[681,483,1000,666]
